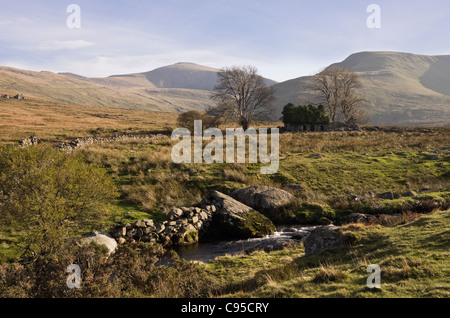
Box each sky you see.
[0,0,449,82]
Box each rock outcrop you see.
[230,186,297,224]
[303,226,346,256]
[200,190,276,240]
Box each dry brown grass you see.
[0,98,177,143]
[279,130,450,154]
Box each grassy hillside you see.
[0,66,214,113]
[273,52,450,127]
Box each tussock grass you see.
[203,211,450,298]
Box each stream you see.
[171,225,319,263]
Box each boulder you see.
[339,213,377,225]
[201,190,276,240]
[230,186,297,224]
[377,192,395,200]
[402,191,417,197]
[79,231,118,255]
[283,184,304,192]
[303,227,346,256]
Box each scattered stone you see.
[283,184,304,191]
[303,227,346,256]
[402,191,417,197]
[309,153,325,159]
[339,213,377,225]
[377,192,395,200]
[427,154,439,160]
[245,238,298,254]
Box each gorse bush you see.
[0,242,215,298]
[0,145,119,259]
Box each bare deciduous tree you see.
[313,66,367,123]
[210,66,276,130]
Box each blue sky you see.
[0,0,449,82]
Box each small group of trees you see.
[177,64,368,131]
[281,103,331,125]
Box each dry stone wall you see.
[112,205,217,246]
[54,133,165,152]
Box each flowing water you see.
[172,225,318,263]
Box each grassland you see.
[0,98,449,298]
[203,210,449,298]
[0,98,177,143]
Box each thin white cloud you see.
[39,40,94,51]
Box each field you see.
[0,98,177,144]
[0,98,449,298]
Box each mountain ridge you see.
[1,52,450,126]
[273,51,450,126]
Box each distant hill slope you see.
[109,62,277,90]
[273,52,450,126]
[1,54,449,126]
[0,62,276,116]
[0,63,225,114]
[114,62,221,91]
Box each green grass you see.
[1,129,449,297]
[275,150,449,197]
[202,211,450,298]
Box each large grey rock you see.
[230,186,297,223]
[201,190,276,240]
[79,231,118,255]
[303,227,346,256]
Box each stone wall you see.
[19,135,39,147]
[111,205,216,246]
[53,133,165,152]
